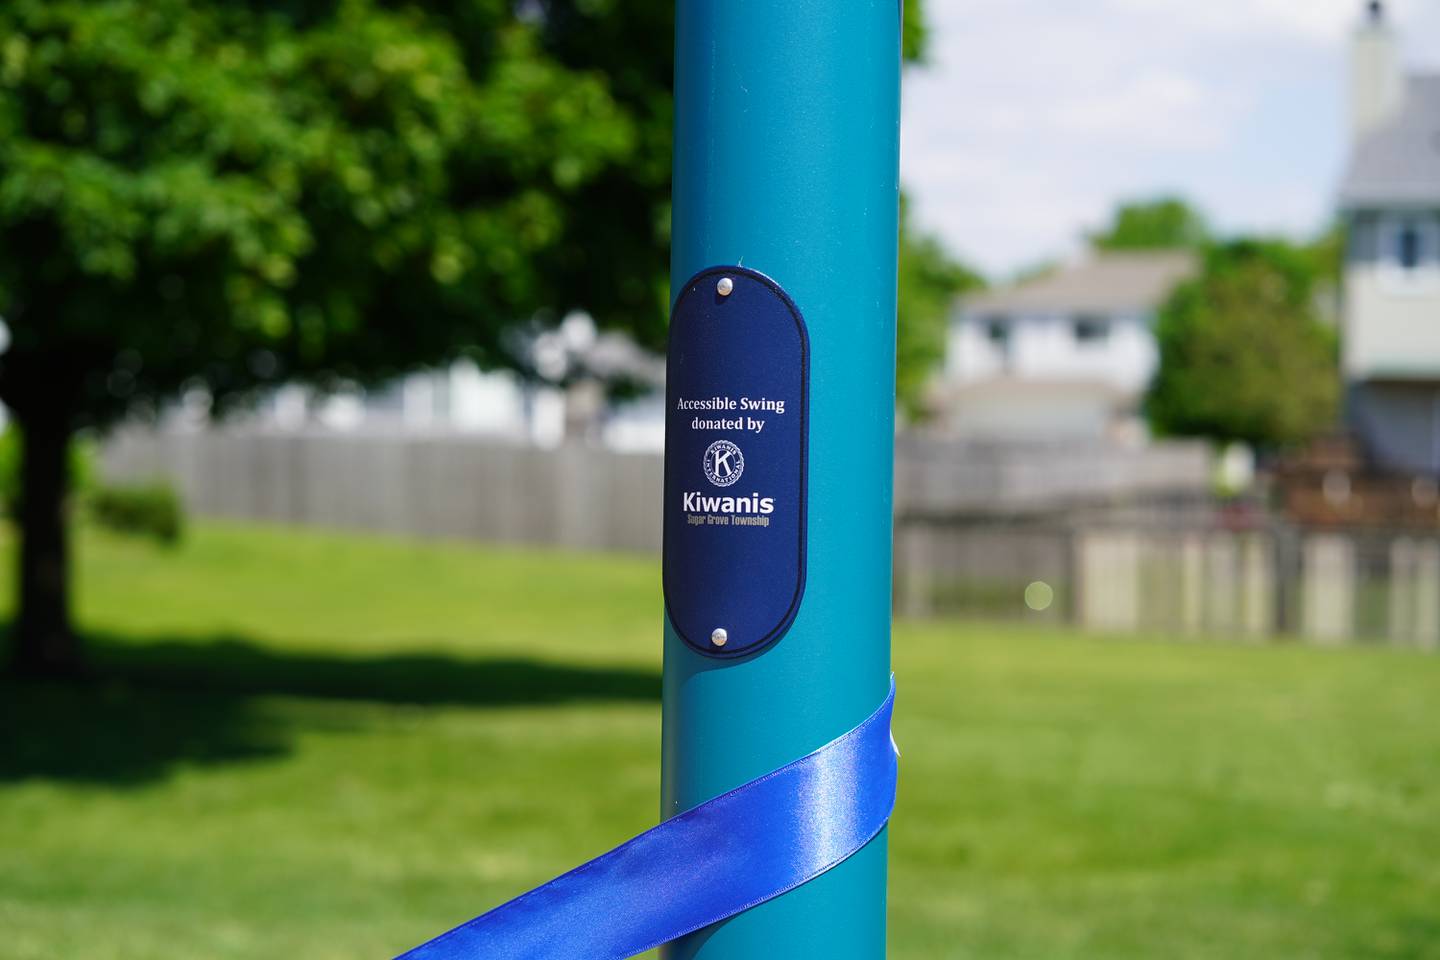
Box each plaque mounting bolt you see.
[716,276,734,297]
[710,627,728,648]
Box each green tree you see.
[1146,240,1338,448]
[1092,196,1209,251]
[1303,220,1346,288]
[892,0,980,421]
[901,0,931,63]
[0,0,658,674]
[896,197,983,420]
[0,0,938,674]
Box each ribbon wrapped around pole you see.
[395,680,897,960]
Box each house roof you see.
[1340,74,1440,208]
[960,251,1196,316]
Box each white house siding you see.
[948,310,1156,393]
[934,251,1194,441]
[1343,211,1440,380]
[1340,209,1440,475]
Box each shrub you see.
[90,483,185,546]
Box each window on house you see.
[981,316,1012,369]
[1378,215,1439,290]
[984,316,1010,345]
[1072,315,1109,345]
[1399,223,1422,271]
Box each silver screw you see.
[716,276,734,297]
[710,627,728,648]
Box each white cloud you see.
[1106,0,1440,48]
[1103,0,1356,43]
[1050,71,1234,150]
[900,0,1440,277]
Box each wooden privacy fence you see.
[101,428,665,553]
[102,426,1439,647]
[894,517,1440,650]
[100,427,1212,552]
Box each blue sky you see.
[900,0,1440,277]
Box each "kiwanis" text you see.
[682,491,776,514]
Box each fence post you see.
[661,1,902,957]
[1301,533,1356,644]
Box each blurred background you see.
[3,1,1440,957]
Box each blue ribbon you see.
[397,679,898,960]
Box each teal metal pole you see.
[662,1,902,957]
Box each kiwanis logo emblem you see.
[702,439,744,487]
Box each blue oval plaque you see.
[663,267,809,658]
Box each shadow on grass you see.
[1,631,659,786]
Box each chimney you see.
[1349,1,1404,142]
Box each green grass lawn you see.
[3,522,1440,959]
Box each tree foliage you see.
[0,0,935,430]
[1146,240,1338,449]
[0,0,669,428]
[0,0,674,671]
[896,196,983,420]
[892,5,979,422]
[1092,196,1209,252]
[0,0,939,672]
[901,0,931,63]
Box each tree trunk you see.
[11,408,82,676]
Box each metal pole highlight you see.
[662,1,902,957]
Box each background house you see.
[933,251,1194,441]
[206,314,667,451]
[1341,1,1440,474]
